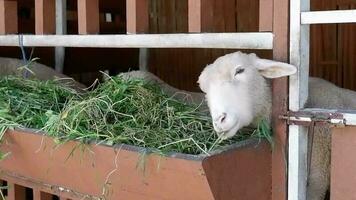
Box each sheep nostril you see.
[219,113,227,123]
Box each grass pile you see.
[0,75,272,155]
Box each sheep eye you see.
[235,68,245,76]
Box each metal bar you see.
[55,0,67,73]
[0,33,274,49]
[289,0,310,199]
[301,9,356,24]
[287,108,356,126]
[126,0,149,71]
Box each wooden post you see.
[77,0,99,34]
[126,0,149,71]
[35,0,56,34]
[272,0,289,199]
[0,0,18,34]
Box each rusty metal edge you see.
[11,128,267,161]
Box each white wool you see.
[199,51,356,200]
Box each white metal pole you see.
[289,0,310,199]
[0,33,274,49]
[55,0,67,73]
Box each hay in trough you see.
[0,75,272,155]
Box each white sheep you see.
[198,51,356,200]
[0,57,86,89]
[82,52,353,199]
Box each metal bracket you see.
[279,110,345,127]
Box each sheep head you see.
[198,51,296,139]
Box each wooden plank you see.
[201,0,214,32]
[188,0,201,32]
[259,0,273,31]
[0,33,274,49]
[35,0,56,34]
[203,141,271,200]
[331,126,356,199]
[77,0,99,34]
[272,0,290,199]
[0,0,18,34]
[126,0,149,34]
[223,0,236,32]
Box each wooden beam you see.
[77,0,99,34]
[126,0,149,34]
[35,0,56,34]
[188,0,201,32]
[259,0,273,31]
[271,0,290,199]
[0,0,18,34]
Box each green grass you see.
[0,75,272,155]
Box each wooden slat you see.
[272,0,289,199]
[188,0,201,32]
[0,0,18,34]
[259,0,273,31]
[331,126,356,199]
[35,0,56,34]
[77,0,99,34]
[126,0,149,33]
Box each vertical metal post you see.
[126,0,149,71]
[289,0,310,199]
[55,0,67,73]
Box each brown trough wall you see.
[0,129,271,200]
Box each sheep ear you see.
[256,58,297,78]
[197,66,210,93]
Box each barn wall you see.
[147,0,272,91]
[310,0,356,91]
